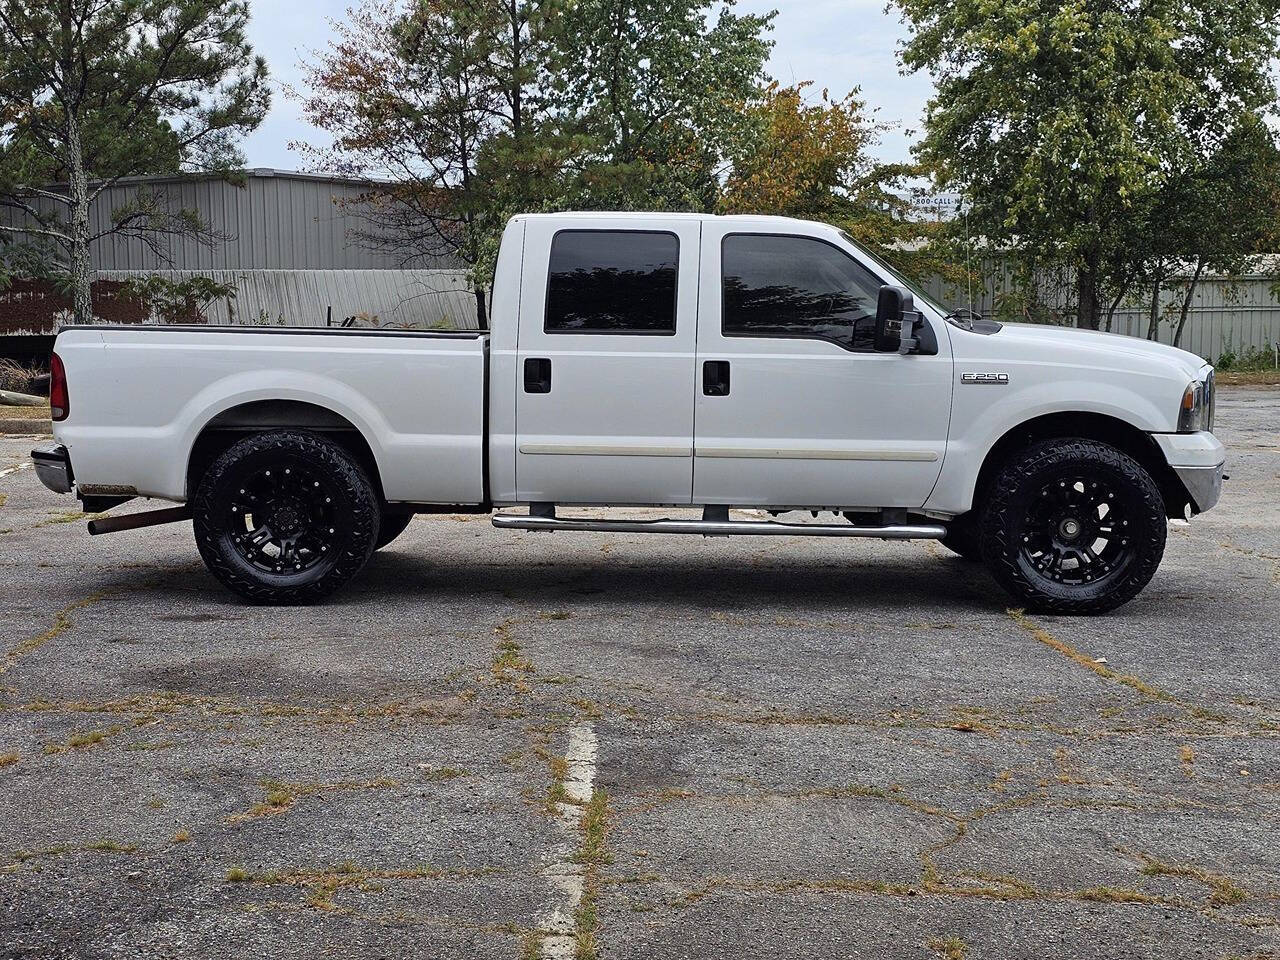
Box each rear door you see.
[693,222,953,509]
[514,216,701,505]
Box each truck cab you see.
[34,213,1224,613]
[488,213,952,510]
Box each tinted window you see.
[722,234,882,351]
[545,231,679,334]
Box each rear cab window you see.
[545,231,679,335]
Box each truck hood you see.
[991,322,1209,379]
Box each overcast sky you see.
[240,0,934,171]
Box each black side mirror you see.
[874,285,913,353]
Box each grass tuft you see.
[542,750,570,814]
[1179,744,1195,777]
[576,790,612,866]
[229,777,398,822]
[42,725,123,755]
[927,936,969,960]
[0,752,17,768]
[85,839,137,853]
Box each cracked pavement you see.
[0,388,1277,959]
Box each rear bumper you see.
[30,443,73,495]
[1152,432,1225,514]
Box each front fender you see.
[926,375,1173,515]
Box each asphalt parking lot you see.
[0,389,1277,960]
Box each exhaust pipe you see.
[87,506,193,536]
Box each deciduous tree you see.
[894,0,1280,329]
[1135,114,1280,345]
[298,0,774,325]
[547,0,773,212]
[718,81,955,285]
[297,0,555,325]
[0,0,269,323]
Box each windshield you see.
[838,231,955,317]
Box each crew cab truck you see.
[32,213,1224,613]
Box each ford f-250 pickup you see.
[31,213,1224,613]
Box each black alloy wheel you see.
[1019,474,1135,586]
[193,430,380,603]
[980,438,1166,614]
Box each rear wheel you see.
[375,509,414,550]
[193,430,380,604]
[980,439,1166,615]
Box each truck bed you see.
[54,325,489,505]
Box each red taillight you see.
[49,352,68,422]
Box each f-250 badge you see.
[961,372,1010,385]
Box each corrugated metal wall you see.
[3,170,460,271]
[98,269,481,330]
[1107,281,1280,361]
[924,268,1280,361]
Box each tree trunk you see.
[1145,274,1163,341]
[65,111,93,325]
[1104,277,1131,333]
[1076,254,1101,330]
[474,288,488,329]
[1172,257,1207,349]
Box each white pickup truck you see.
[32,213,1224,613]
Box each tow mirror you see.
[874,285,913,353]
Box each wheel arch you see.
[186,399,385,502]
[971,412,1190,519]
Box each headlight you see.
[1178,371,1214,433]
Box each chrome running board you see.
[491,511,946,540]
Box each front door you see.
[515,216,701,505]
[693,223,954,510]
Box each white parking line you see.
[0,461,32,480]
[539,722,598,959]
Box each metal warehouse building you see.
[0,169,477,342]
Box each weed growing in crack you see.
[926,936,969,960]
[42,725,123,755]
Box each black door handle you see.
[703,360,730,397]
[524,358,552,394]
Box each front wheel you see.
[193,430,381,604]
[980,439,1166,615]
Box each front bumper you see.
[31,443,73,495]
[1173,463,1224,513]
[1152,432,1225,514]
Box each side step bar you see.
[492,511,947,540]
